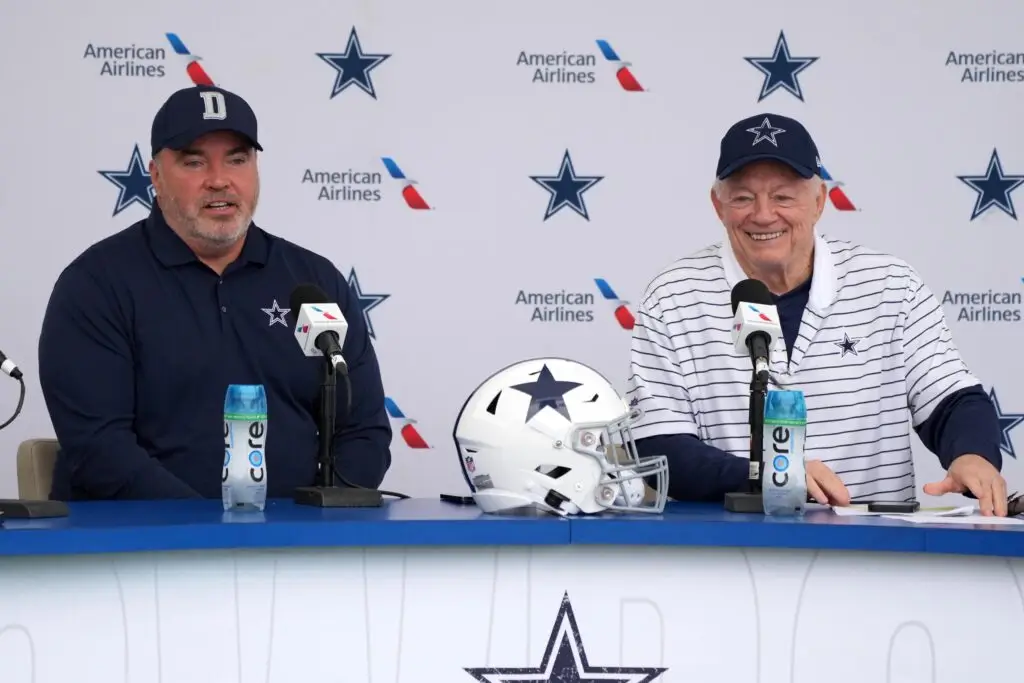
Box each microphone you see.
[290,284,349,372]
[730,279,781,384]
[0,347,26,436]
[0,349,23,381]
[724,279,783,515]
[287,283,382,509]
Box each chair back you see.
[16,438,59,500]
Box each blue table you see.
[2,497,1022,557]
[0,499,1021,683]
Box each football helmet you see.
[453,357,669,516]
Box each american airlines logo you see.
[311,305,338,320]
[747,304,772,322]
[942,280,1022,324]
[818,162,859,211]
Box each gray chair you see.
[16,438,59,500]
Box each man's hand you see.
[923,454,1007,516]
[806,459,850,506]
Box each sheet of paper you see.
[832,504,975,517]
[881,514,1024,526]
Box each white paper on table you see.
[832,504,976,517]
[881,513,1024,526]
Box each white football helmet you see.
[453,357,668,516]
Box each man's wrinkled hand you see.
[923,454,1007,516]
[806,459,850,506]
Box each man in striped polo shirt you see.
[628,113,1009,515]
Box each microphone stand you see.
[724,367,769,513]
[293,356,383,508]
[318,355,337,488]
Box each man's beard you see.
[162,187,259,248]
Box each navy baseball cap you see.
[715,113,819,179]
[150,85,263,157]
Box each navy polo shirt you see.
[38,205,392,501]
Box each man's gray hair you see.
[712,173,825,199]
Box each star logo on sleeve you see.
[956,149,1024,221]
[261,299,290,327]
[98,144,155,216]
[989,388,1024,459]
[744,30,818,102]
[530,150,604,221]
[510,364,583,422]
[463,592,667,683]
[833,332,861,357]
[316,27,391,100]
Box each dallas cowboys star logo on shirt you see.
[510,364,583,422]
[530,149,604,221]
[833,332,861,357]
[463,592,667,683]
[261,300,290,327]
[956,149,1024,221]
[98,144,155,217]
[316,27,391,100]
[744,30,819,102]
[989,388,1024,459]
[746,117,786,147]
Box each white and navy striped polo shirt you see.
[627,232,980,501]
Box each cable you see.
[329,366,409,500]
[0,377,25,432]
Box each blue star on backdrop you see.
[957,149,1024,221]
[990,388,1024,459]
[316,27,391,100]
[98,144,155,216]
[530,150,604,221]
[744,30,818,102]
[463,592,667,683]
[347,268,389,339]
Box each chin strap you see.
[543,489,570,512]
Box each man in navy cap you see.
[38,85,393,500]
[625,113,1009,515]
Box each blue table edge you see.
[0,498,1020,559]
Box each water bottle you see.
[222,384,268,511]
[762,389,807,517]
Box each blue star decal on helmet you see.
[510,364,583,422]
[744,30,819,102]
[316,27,391,100]
[346,268,389,339]
[989,388,1024,459]
[957,149,1024,221]
[530,149,604,221]
[464,592,667,683]
[98,144,155,217]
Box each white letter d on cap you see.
[199,91,227,120]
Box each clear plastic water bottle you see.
[762,389,808,517]
[222,384,268,511]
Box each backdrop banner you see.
[0,0,1020,505]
